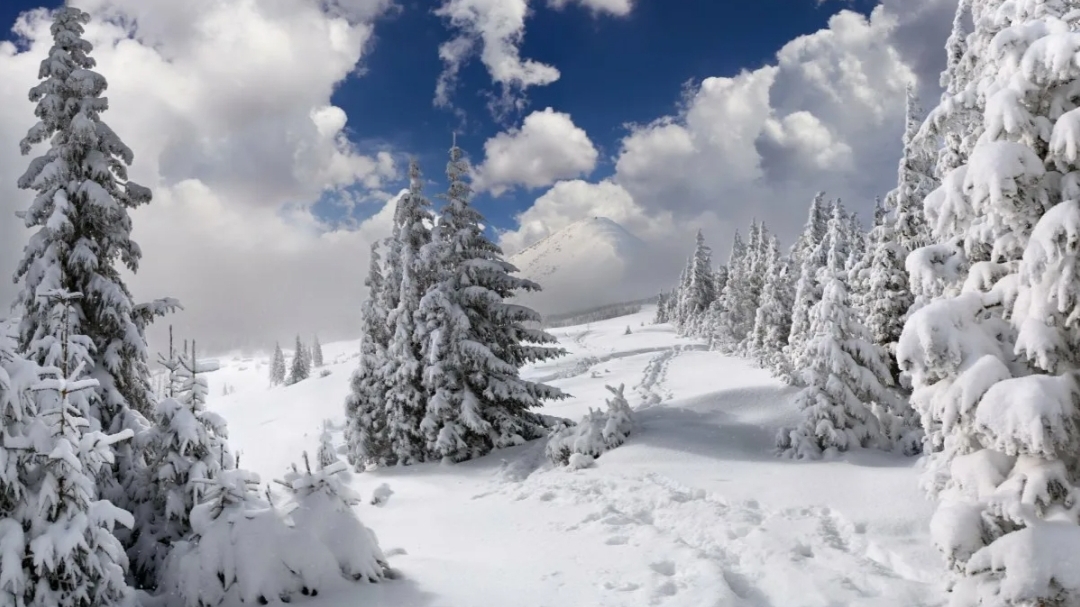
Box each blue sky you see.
[1,0,878,231]
[0,0,953,349]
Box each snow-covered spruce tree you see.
[317,419,338,470]
[288,335,311,385]
[160,468,337,606]
[6,291,136,606]
[896,5,1080,604]
[311,335,324,368]
[416,143,567,462]
[177,340,209,412]
[781,194,833,382]
[783,198,839,383]
[679,230,717,336]
[748,235,794,369]
[127,340,233,590]
[278,453,388,583]
[653,290,673,324]
[775,245,894,460]
[345,242,392,469]
[12,9,179,550]
[380,158,436,465]
[270,342,286,386]
[671,255,694,330]
[713,229,754,351]
[156,325,183,399]
[546,383,634,466]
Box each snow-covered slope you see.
[507,217,662,317]
[204,308,944,607]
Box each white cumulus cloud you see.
[500,5,932,296]
[474,108,599,195]
[0,0,398,354]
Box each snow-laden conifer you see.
[776,254,892,460]
[127,337,233,589]
[278,454,388,583]
[546,384,633,466]
[712,230,753,351]
[784,198,840,383]
[12,6,179,536]
[288,335,311,385]
[381,159,436,465]
[160,468,335,606]
[345,243,391,468]
[317,420,338,470]
[678,230,717,336]
[311,335,324,368]
[782,194,833,381]
[897,4,1080,603]
[416,143,567,462]
[748,235,793,369]
[270,342,286,386]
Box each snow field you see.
[205,306,943,606]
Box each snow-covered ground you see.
[205,307,944,607]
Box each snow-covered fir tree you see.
[278,454,388,583]
[416,143,567,462]
[345,243,392,468]
[897,4,1080,603]
[311,335,324,368]
[783,196,835,382]
[380,159,436,465]
[10,5,179,585]
[127,345,233,589]
[712,229,754,351]
[6,291,137,606]
[317,420,338,470]
[747,235,794,369]
[270,342,286,386]
[677,230,717,335]
[177,340,209,412]
[776,240,893,460]
[288,335,311,385]
[157,325,183,399]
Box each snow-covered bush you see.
[546,384,633,466]
[160,469,337,606]
[279,454,388,582]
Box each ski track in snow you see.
[634,346,679,407]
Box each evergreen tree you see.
[288,335,311,385]
[897,3,1080,603]
[11,291,136,606]
[11,6,177,583]
[679,230,717,335]
[748,235,794,369]
[775,273,890,460]
[157,325,183,399]
[381,159,436,464]
[345,243,392,468]
[311,335,324,368]
[127,342,233,589]
[317,420,338,470]
[712,229,753,351]
[783,196,837,382]
[416,143,567,462]
[270,342,286,386]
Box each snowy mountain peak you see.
[508,217,657,316]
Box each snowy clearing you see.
[207,307,943,607]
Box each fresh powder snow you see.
[204,306,943,606]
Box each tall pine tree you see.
[345,243,392,468]
[416,143,567,462]
[11,4,176,573]
[381,159,436,464]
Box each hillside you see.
[507,217,665,317]
[204,307,943,607]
